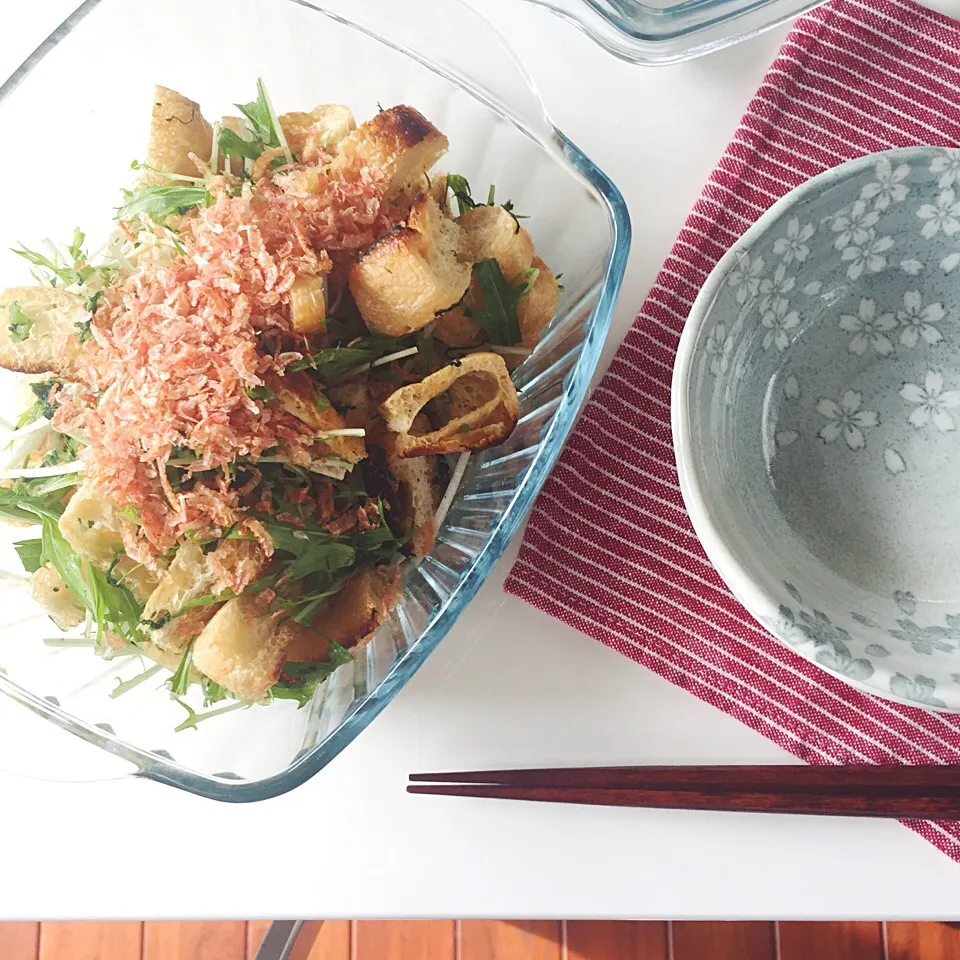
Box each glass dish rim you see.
[0,0,632,801]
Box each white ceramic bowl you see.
[673,147,960,711]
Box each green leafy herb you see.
[169,641,195,696]
[289,335,413,379]
[201,676,230,707]
[111,663,163,699]
[446,174,476,215]
[0,478,72,525]
[117,185,209,222]
[246,384,276,402]
[235,78,293,165]
[173,696,248,732]
[314,393,330,411]
[7,301,32,342]
[15,378,61,429]
[144,588,235,630]
[84,290,103,314]
[262,521,357,581]
[13,231,116,291]
[217,126,262,161]
[75,319,92,344]
[13,538,43,574]
[465,259,538,346]
[271,643,354,708]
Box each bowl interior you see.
[677,147,960,710]
[0,0,626,796]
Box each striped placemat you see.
[504,0,960,861]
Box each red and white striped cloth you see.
[504,0,960,861]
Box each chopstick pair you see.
[408,765,960,819]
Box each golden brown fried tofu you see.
[381,352,519,458]
[29,564,84,631]
[349,193,470,336]
[518,256,559,348]
[143,86,213,184]
[288,274,327,335]
[331,105,448,201]
[0,287,86,378]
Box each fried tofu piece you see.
[192,595,287,701]
[381,352,519,458]
[331,105,447,201]
[389,453,439,557]
[288,274,327,335]
[280,104,356,162]
[349,193,469,336]
[265,371,366,468]
[29,563,84,631]
[458,204,535,279]
[434,205,536,348]
[141,540,268,653]
[143,86,213,184]
[0,287,86,378]
[58,479,124,566]
[281,564,401,662]
[518,256,559,348]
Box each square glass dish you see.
[526,0,826,63]
[0,0,629,799]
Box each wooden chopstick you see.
[407,765,960,819]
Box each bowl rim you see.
[671,144,960,713]
[0,0,633,798]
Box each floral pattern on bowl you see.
[674,147,960,712]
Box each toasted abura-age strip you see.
[279,104,357,163]
[141,540,270,654]
[380,351,519,459]
[434,204,538,348]
[0,287,86,378]
[142,85,213,185]
[281,564,401,663]
[330,104,448,202]
[30,564,85,631]
[389,453,440,557]
[349,193,470,337]
[192,595,288,702]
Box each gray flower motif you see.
[860,156,909,210]
[758,263,795,312]
[900,370,960,432]
[761,297,799,352]
[838,298,895,356]
[775,606,811,647]
[773,217,815,264]
[727,252,764,305]
[832,199,879,250]
[705,323,734,375]
[890,672,946,708]
[930,152,960,190]
[889,614,960,656]
[815,635,874,682]
[896,290,944,348]
[840,228,894,279]
[917,188,960,239]
[816,390,879,450]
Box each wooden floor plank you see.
[246,920,351,959]
[672,921,776,960]
[778,921,885,960]
[460,920,562,960]
[143,921,245,960]
[0,922,40,960]
[39,922,142,960]
[887,922,960,960]
[355,921,455,960]
[567,921,667,959]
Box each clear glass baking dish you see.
[526,0,826,63]
[0,0,629,799]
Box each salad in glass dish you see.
[0,80,559,715]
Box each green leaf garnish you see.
[235,78,293,166]
[465,259,538,346]
[271,643,354,708]
[446,174,476,216]
[173,696,248,732]
[75,319,92,344]
[15,378,61,430]
[201,676,231,707]
[13,538,43,574]
[217,126,262,162]
[117,185,209,222]
[289,335,413,379]
[169,641,195,696]
[8,301,32,342]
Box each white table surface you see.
[3,0,960,923]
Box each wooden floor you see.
[0,921,958,959]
